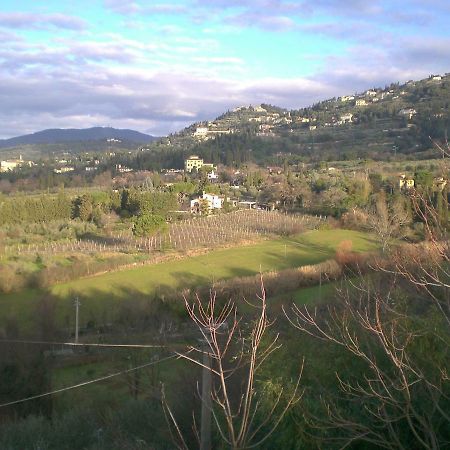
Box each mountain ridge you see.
[0,127,157,149]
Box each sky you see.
[1,0,450,139]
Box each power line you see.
[0,339,171,349]
[0,353,179,409]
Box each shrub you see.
[0,266,19,293]
[132,214,167,237]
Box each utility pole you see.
[319,272,322,302]
[200,340,212,450]
[393,145,398,158]
[74,297,80,344]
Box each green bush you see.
[132,214,167,237]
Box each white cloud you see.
[0,12,87,30]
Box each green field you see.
[0,229,378,332]
[271,281,339,308]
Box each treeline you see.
[0,194,72,225]
[0,189,178,226]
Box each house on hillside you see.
[115,164,132,173]
[340,113,354,123]
[254,105,267,113]
[207,170,219,181]
[355,99,368,106]
[398,108,417,119]
[185,155,204,172]
[193,127,209,138]
[54,166,75,174]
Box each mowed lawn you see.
[0,229,379,331]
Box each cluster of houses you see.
[191,105,294,140]
[342,87,401,107]
[0,155,34,172]
[0,153,106,175]
[193,126,233,140]
[52,156,101,174]
[187,74,448,139]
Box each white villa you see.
[190,192,224,214]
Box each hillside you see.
[2,74,450,167]
[145,73,450,167]
[0,127,157,158]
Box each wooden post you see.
[200,341,212,450]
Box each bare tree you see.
[163,279,303,449]
[284,194,450,449]
[366,192,411,252]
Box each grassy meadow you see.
[0,229,378,332]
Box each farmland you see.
[0,228,378,333]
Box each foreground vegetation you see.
[0,235,448,449]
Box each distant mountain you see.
[0,127,157,149]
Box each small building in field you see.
[190,192,224,214]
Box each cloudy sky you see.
[1,0,450,139]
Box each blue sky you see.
[1,0,450,138]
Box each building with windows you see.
[190,192,224,214]
[185,155,204,172]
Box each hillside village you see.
[1,72,450,175]
[170,73,449,143]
